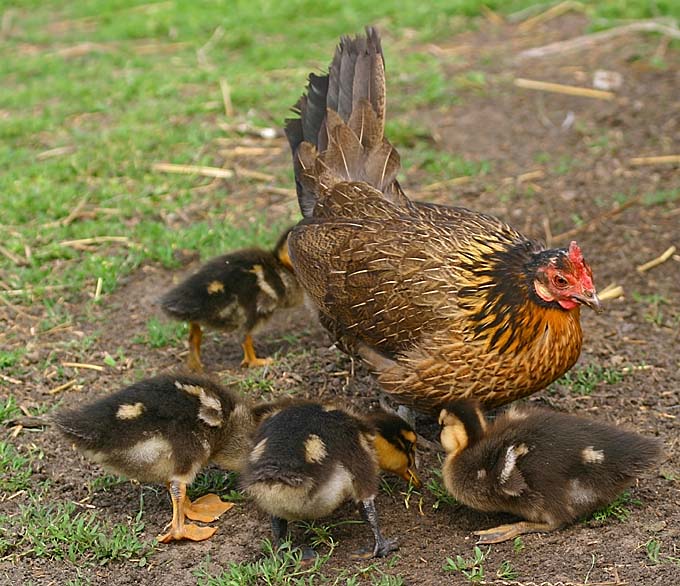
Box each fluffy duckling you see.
[439,400,662,544]
[55,373,261,543]
[160,227,303,371]
[241,402,421,558]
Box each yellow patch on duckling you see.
[439,410,469,457]
[505,405,529,421]
[174,381,203,396]
[581,446,605,463]
[374,434,408,477]
[250,265,279,301]
[514,443,530,456]
[304,434,327,464]
[207,280,225,294]
[250,438,268,462]
[116,402,145,420]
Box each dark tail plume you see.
[285,27,405,218]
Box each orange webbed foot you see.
[157,523,218,543]
[184,494,234,522]
[240,356,273,369]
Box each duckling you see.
[55,373,261,543]
[241,402,421,558]
[439,400,662,544]
[160,226,303,371]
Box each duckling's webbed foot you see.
[354,497,398,559]
[184,493,234,522]
[157,480,219,543]
[474,521,559,544]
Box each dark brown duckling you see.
[160,227,303,371]
[55,373,261,543]
[439,400,662,544]
[241,401,421,558]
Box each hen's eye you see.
[553,275,569,288]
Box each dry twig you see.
[518,1,584,32]
[234,165,275,182]
[59,236,131,249]
[219,78,234,117]
[636,245,677,273]
[44,195,90,228]
[629,155,680,166]
[552,197,641,242]
[598,283,624,301]
[0,244,26,266]
[0,373,22,385]
[36,145,76,160]
[152,162,234,179]
[420,176,473,193]
[48,379,78,395]
[61,361,105,372]
[514,78,615,100]
[517,20,680,60]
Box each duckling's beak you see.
[572,289,602,313]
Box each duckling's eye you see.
[553,274,569,289]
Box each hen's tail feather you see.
[285,27,406,218]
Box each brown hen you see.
[285,28,601,414]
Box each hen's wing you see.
[289,207,523,356]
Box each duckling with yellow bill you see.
[439,399,662,543]
[241,401,420,558]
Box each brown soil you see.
[2,15,679,586]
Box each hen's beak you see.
[573,290,602,313]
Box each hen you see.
[285,28,601,414]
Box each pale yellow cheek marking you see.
[116,402,145,420]
[207,280,225,294]
[581,446,605,463]
[304,434,327,464]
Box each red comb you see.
[568,241,584,265]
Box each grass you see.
[0,492,153,564]
[496,560,519,580]
[588,490,642,524]
[0,396,22,423]
[0,442,42,493]
[443,546,488,583]
[3,0,675,311]
[426,466,459,510]
[194,540,334,586]
[195,539,404,586]
[551,363,624,396]
[186,468,245,502]
[133,315,188,348]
